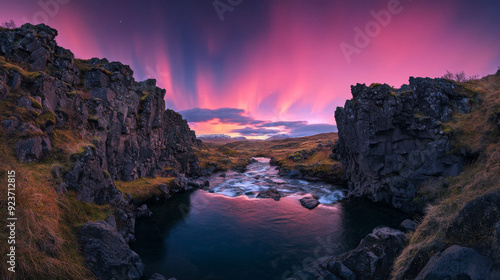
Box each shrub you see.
[1,19,17,29]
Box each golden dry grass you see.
[196,133,339,175]
[0,130,98,280]
[194,142,252,172]
[0,56,41,79]
[115,177,174,204]
[223,133,340,176]
[224,133,337,158]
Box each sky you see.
[1,0,500,138]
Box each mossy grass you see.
[115,177,174,204]
[36,110,57,127]
[0,56,42,80]
[369,83,383,88]
[140,91,150,102]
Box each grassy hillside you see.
[392,71,500,278]
[196,133,342,182]
[0,128,100,279]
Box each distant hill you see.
[198,134,247,143]
[266,134,290,140]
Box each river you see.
[132,158,409,280]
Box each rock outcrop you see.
[64,144,123,204]
[256,187,283,201]
[79,221,145,280]
[334,78,471,211]
[289,227,406,280]
[395,192,500,280]
[0,23,204,280]
[445,191,500,250]
[0,23,202,188]
[414,245,500,280]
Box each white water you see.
[207,157,345,205]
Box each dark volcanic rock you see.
[288,169,303,179]
[15,136,43,162]
[289,227,406,280]
[64,145,122,204]
[300,196,320,209]
[334,78,471,211]
[257,187,283,201]
[445,192,500,248]
[79,221,144,280]
[397,192,500,280]
[394,240,447,280]
[0,24,202,207]
[415,245,499,280]
[0,24,201,180]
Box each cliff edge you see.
[335,77,471,211]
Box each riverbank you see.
[197,133,345,184]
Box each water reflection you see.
[132,157,410,280]
[132,190,409,280]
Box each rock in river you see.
[300,196,320,210]
[256,187,282,201]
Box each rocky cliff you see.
[334,78,471,211]
[0,23,201,201]
[0,23,202,280]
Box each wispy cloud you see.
[180,107,263,124]
[231,127,282,136]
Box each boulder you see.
[300,196,320,210]
[187,178,209,189]
[393,240,446,280]
[289,227,406,280]
[171,176,189,192]
[415,245,499,280]
[257,187,283,201]
[157,183,171,198]
[445,192,500,250]
[79,221,144,280]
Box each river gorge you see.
[132,158,409,279]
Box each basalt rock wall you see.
[0,24,201,204]
[334,77,471,211]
